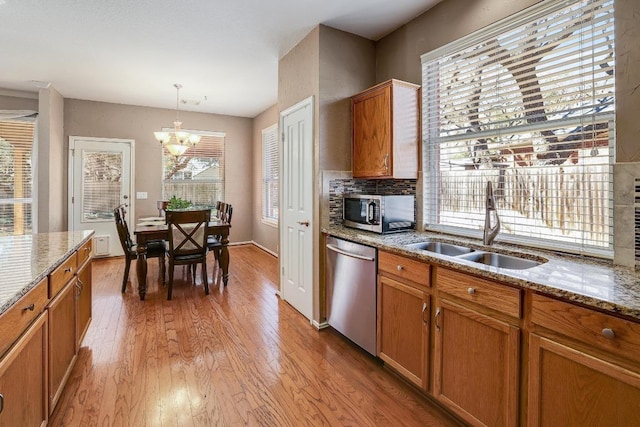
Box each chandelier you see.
[154,83,201,156]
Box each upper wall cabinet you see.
[351,79,420,179]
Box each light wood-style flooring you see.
[49,244,459,426]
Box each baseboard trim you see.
[313,320,330,330]
[250,241,278,258]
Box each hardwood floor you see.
[49,244,459,426]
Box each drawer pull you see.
[397,265,404,271]
[467,287,476,295]
[602,328,615,339]
[435,308,441,332]
[23,303,35,312]
[85,247,91,252]
[64,267,73,273]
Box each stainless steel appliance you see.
[343,194,415,234]
[325,236,377,355]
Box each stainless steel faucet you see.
[483,180,501,246]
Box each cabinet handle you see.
[396,265,404,271]
[467,287,476,295]
[422,302,428,324]
[85,247,91,252]
[383,154,389,171]
[22,303,35,312]
[0,393,3,414]
[435,308,441,332]
[602,328,615,339]
[64,267,73,273]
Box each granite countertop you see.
[324,225,640,321]
[0,231,94,315]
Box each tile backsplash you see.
[328,178,416,225]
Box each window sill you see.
[261,218,278,229]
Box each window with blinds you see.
[421,0,615,256]
[261,124,278,226]
[162,132,225,207]
[0,120,35,236]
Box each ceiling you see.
[0,0,441,118]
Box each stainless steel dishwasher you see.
[325,236,377,355]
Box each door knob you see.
[297,220,310,227]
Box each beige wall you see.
[375,0,640,265]
[37,86,65,232]
[376,0,640,162]
[278,27,321,321]
[252,104,279,253]
[277,25,377,323]
[318,25,376,172]
[0,93,38,111]
[64,99,253,243]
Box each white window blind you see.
[261,124,278,226]
[0,120,34,236]
[421,0,615,256]
[163,132,225,206]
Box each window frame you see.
[261,123,278,228]
[420,0,615,258]
[161,129,226,208]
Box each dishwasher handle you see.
[326,243,375,261]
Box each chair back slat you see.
[166,210,211,257]
[114,205,134,253]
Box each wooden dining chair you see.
[166,209,211,300]
[114,206,166,293]
[207,204,232,285]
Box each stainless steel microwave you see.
[343,194,415,234]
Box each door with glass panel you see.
[68,137,133,256]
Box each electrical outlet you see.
[136,192,148,199]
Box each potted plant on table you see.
[167,196,193,210]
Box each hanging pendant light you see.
[154,83,201,156]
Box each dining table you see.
[134,217,231,300]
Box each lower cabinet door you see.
[77,260,92,348]
[528,334,640,426]
[48,281,77,414]
[433,298,520,427]
[378,275,429,388]
[0,312,48,427]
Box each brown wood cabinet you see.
[433,268,520,427]
[377,251,430,389]
[47,279,77,413]
[0,235,93,426]
[76,240,92,348]
[367,239,640,426]
[352,79,420,179]
[46,239,93,414]
[528,293,640,426]
[0,312,47,427]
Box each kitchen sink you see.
[405,241,475,256]
[457,251,544,270]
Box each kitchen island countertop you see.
[324,225,640,321]
[0,230,94,315]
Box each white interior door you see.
[280,97,314,321]
[68,137,134,257]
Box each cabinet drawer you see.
[0,277,48,357]
[531,293,640,362]
[436,268,521,318]
[77,239,92,267]
[379,251,430,286]
[49,254,76,298]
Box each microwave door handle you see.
[367,201,376,224]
